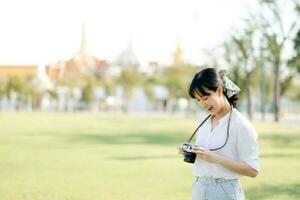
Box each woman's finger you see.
[190,149,204,154]
[192,146,205,151]
[177,145,183,150]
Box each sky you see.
[0,0,256,66]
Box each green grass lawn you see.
[0,112,299,200]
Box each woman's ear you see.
[216,85,223,96]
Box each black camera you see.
[182,143,196,163]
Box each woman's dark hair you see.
[188,68,239,108]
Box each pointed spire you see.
[173,36,184,66]
[126,32,134,50]
[116,34,139,68]
[79,23,89,55]
[70,23,96,72]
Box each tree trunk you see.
[274,60,281,122]
[260,65,266,121]
[274,45,282,122]
[245,72,253,120]
[34,94,42,111]
[166,98,175,114]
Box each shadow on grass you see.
[66,132,187,146]
[66,131,300,146]
[260,134,300,147]
[40,128,300,148]
[245,183,300,199]
[260,153,300,158]
[108,155,178,160]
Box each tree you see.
[231,23,258,120]
[288,29,300,73]
[287,29,300,101]
[0,78,7,110]
[117,68,142,112]
[163,64,197,113]
[142,75,164,110]
[81,76,96,110]
[101,77,116,97]
[5,76,25,110]
[259,0,299,121]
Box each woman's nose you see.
[198,100,206,106]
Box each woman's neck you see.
[214,101,231,120]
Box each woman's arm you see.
[190,146,258,178]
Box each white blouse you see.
[192,108,260,179]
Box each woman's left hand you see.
[190,146,223,164]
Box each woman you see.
[179,68,259,200]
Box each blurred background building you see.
[0,0,299,122]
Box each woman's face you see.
[194,86,224,115]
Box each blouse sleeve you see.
[236,121,260,172]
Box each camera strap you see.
[187,106,233,151]
[187,114,211,143]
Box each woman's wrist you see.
[214,154,224,164]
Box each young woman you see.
[179,68,259,200]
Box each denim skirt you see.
[191,176,245,200]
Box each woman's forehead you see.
[195,89,209,98]
[194,90,202,98]
[194,88,211,98]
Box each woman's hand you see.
[177,145,184,156]
[190,146,223,164]
[190,146,259,178]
